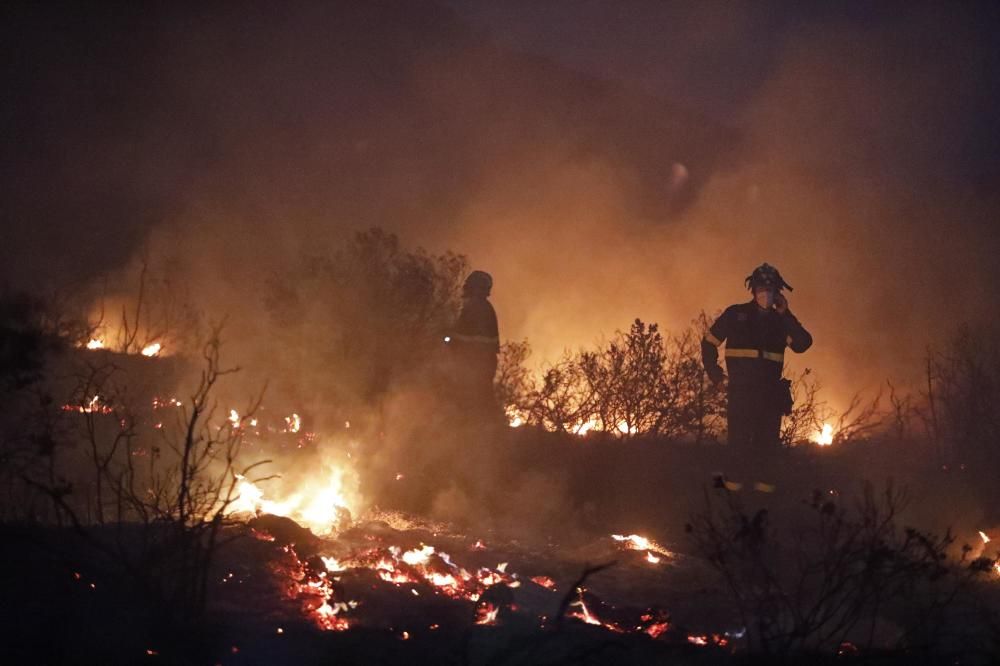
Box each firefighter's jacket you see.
[701,301,812,388]
[449,296,500,375]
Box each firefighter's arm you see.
[701,310,729,383]
[782,310,813,353]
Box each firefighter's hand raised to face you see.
[774,292,789,315]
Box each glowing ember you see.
[140,342,162,357]
[285,413,302,433]
[229,409,241,427]
[641,612,671,638]
[687,633,730,648]
[531,575,557,590]
[85,338,105,350]
[815,423,834,446]
[980,530,991,544]
[567,588,624,633]
[611,533,672,558]
[475,602,499,625]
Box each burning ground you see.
[4,338,1000,665]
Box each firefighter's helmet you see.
[745,263,793,292]
[463,270,493,296]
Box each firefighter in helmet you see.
[447,270,500,418]
[702,263,812,460]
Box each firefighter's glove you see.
[774,293,789,315]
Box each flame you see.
[611,533,672,559]
[229,409,241,428]
[814,423,834,446]
[229,469,356,534]
[285,413,302,433]
[567,588,625,633]
[401,544,435,566]
[616,421,637,435]
[980,531,991,544]
[63,395,113,414]
[505,405,528,428]
[140,342,162,357]
[85,338,105,350]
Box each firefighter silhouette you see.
[447,270,500,420]
[702,263,812,480]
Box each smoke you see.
[447,1,1000,410]
[5,1,1000,531]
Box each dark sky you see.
[3,0,1000,405]
[451,0,1000,184]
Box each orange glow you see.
[85,338,105,350]
[140,342,162,357]
[814,423,834,446]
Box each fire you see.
[814,423,834,446]
[63,395,113,414]
[475,602,499,625]
[611,533,672,559]
[140,342,162,357]
[567,588,624,633]
[285,413,302,433]
[980,531,991,544]
[85,338,105,350]
[229,469,356,534]
[568,418,637,436]
[531,575,556,590]
[687,633,730,648]
[229,409,241,428]
[505,406,527,428]
[401,544,435,566]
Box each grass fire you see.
[4,2,1000,665]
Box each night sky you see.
[4,0,1000,402]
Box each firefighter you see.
[702,263,812,467]
[447,270,500,419]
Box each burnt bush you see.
[263,228,467,414]
[496,317,726,442]
[687,482,1000,661]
